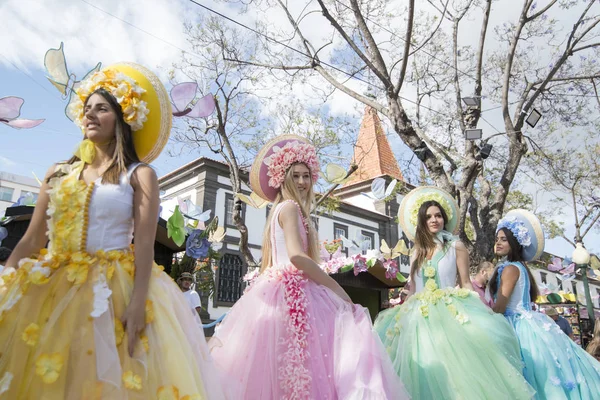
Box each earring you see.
[74,139,96,164]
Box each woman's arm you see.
[121,165,159,356]
[455,241,474,291]
[4,165,55,269]
[492,264,520,314]
[279,202,351,302]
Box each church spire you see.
[345,106,403,185]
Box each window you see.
[225,193,245,228]
[540,271,547,284]
[333,223,348,256]
[361,231,375,255]
[216,253,244,305]
[0,187,14,202]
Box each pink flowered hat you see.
[250,135,320,202]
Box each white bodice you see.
[413,241,458,293]
[270,201,308,266]
[85,164,142,252]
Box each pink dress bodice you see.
[270,200,308,266]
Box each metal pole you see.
[580,263,596,333]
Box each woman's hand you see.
[121,297,146,357]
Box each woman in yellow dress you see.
[0,63,227,399]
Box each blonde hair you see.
[260,163,320,272]
[587,318,600,359]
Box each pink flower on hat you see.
[263,141,320,189]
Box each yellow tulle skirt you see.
[0,249,227,399]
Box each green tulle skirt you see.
[374,287,535,400]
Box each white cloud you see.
[0,0,192,78]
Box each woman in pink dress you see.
[209,135,408,399]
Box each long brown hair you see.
[47,88,140,184]
[260,163,319,272]
[489,227,540,301]
[410,200,450,280]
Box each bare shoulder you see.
[279,200,301,219]
[130,164,157,187]
[454,240,468,252]
[501,264,521,280]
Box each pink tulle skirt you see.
[209,264,409,400]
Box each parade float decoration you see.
[361,177,399,201]
[44,42,102,117]
[319,237,409,283]
[0,97,44,129]
[169,82,216,119]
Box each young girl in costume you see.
[209,135,408,399]
[374,187,535,400]
[492,209,600,399]
[0,63,227,399]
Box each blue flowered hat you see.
[496,209,545,261]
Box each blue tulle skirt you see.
[505,309,600,400]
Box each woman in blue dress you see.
[492,209,600,399]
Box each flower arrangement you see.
[67,68,149,131]
[496,216,532,247]
[319,242,404,281]
[409,191,454,227]
[263,141,320,189]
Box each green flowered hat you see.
[398,186,460,241]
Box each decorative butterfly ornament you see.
[236,192,269,209]
[361,177,398,200]
[0,97,44,129]
[380,239,411,260]
[170,82,216,118]
[320,163,348,185]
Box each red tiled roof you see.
[345,106,403,185]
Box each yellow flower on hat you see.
[22,323,40,347]
[122,370,142,391]
[409,191,454,227]
[157,385,180,400]
[35,353,64,384]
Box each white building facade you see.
[0,171,40,215]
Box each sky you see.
[0,0,597,260]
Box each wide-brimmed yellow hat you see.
[398,186,460,241]
[67,62,172,163]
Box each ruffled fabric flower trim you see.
[46,161,92,253]
[67,68,149,131]
[276,264,312,400]
[409,192,454,227]
[496,216,532,247]
[263,141,319,189]
[415,260,472,324]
